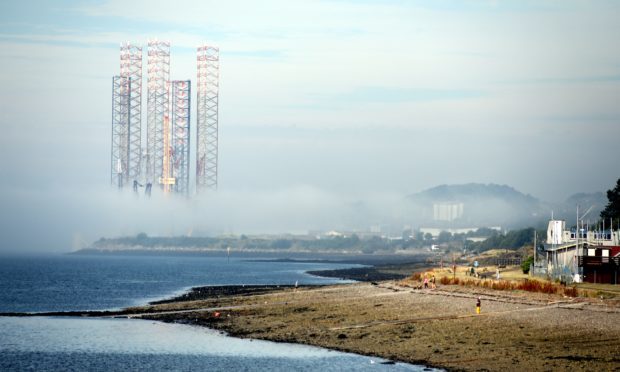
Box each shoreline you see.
[7,279,618,371]
[3,263,620,371]
[306,261,432,282]
[0,264,393,317]
[131,281,620,371]
[0,263,419,317]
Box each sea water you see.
[0,254,360,313]
[0,254,435,371]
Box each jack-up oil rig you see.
[111,40,219,196]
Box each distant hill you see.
[405,183,607,230]
[409,183,539,205]
[549,192,606,224]
[406,183,545,229]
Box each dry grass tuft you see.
[431,275,587,297]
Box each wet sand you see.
[133,281,620,371]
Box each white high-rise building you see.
[433,202,464,221]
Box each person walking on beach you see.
[431,275,436,289]
[476,297,481,314]
[423,276,429,289]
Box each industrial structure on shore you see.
[542,218,620,284]
[111,39,219,196]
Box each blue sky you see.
[0,0,619,250]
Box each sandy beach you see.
[125,279,620,371]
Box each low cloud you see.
[0,185,412,253]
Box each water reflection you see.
[0,317,435,371]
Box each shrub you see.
[521,256,534,274]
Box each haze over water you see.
[1,1,619,252]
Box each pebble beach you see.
[133,280,620,371]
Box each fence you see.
[495,258,522,267]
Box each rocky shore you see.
[126,280,620,371]
[149,285,319,305]
[307,267,407,282]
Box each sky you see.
[0,0,619,251]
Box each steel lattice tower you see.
[196,44,219,191]
[111,76,130,188]
[171,80,191,195]
[120,42,142,182]
[146,40,170,184]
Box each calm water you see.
[0,317,427,371]
[0,254,435,371]
[0,254,358,313]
